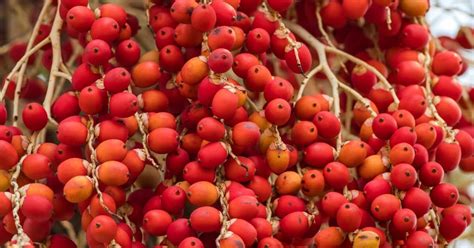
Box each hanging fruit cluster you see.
[0,0,473,247]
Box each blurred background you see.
[426,1,473,247]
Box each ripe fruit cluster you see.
[0,0,473,247]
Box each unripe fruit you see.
[89,193,117,217]
[338,140,367,167]
[353,230,381,248]
[275,171,301,195]
[291,121,318,146]
[63,176,93,203]
[266,145,290,174]
[314,227,345,247]
[132,61,161,88]
[389,142,415,165]
[97,161,130,186]
[96,139,127,163]
[232,121,260,147]
[187,181,219,206]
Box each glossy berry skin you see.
[371,194,400,221]
[372,113,398,140]
[109,92,139,118]
[88,215,117,244]
[191,4,216,32]
[83,39,112,66]
[402,187,432,218]
[430,183,459,208]
[143,210,172,236]
[66,6,95,33]
[103,67,131,93]
[390,163,417,190]
[246,28,270,54]
[22,103,48,131]
[313,111,341,139]
[336,203,362,232]
[148,128,179,154]
[432,51,463,76]
[90,17,121,43]
[264,98,291,126]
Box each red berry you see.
[22,103,48,131]
[143,210,172,236]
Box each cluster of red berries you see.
[0,0,473,247]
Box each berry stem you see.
[294,64,323,102]
[86,117,123,220]
[418,17,456,140]
[42,3,65,127]
[9,131,39,246]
